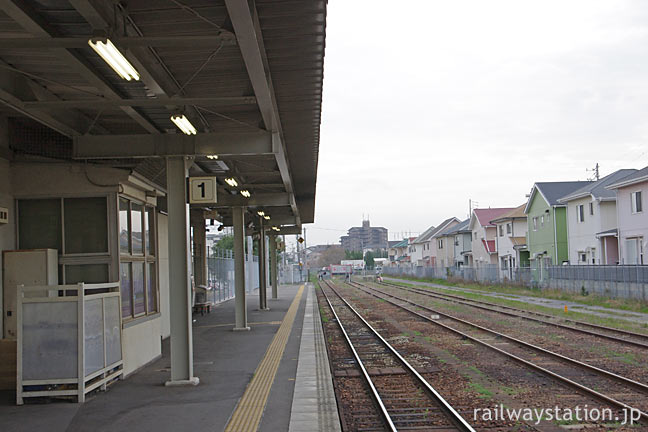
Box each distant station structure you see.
[340,219,388,251]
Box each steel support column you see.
[165,156,199,386]
[269,235,278,299]
[233,207,249,331]
[258,221,268,310]
[190,210,207,288]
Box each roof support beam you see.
[0,36,237,49]
[1,0,159,134]
[73,131,273,159]
[205,192,290,208]
[67,0,221,134]
[23,96,256,110]
[224,0,301,225]
[0,60,107,136]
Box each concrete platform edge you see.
[288,283,342,432]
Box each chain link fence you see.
[206,249,260,304]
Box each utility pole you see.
[587,163,600,181]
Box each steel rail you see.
[319,281,397,431]
[346,281,648,423]
[381,280,648,349]
[321,280,476,432]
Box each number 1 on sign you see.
[198,182,206,198]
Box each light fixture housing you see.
[206,155,219,160]
[170,114,197,135]
[88,38,140,81]
[224,177,238,187]
[257,210,265,216]
[240,190,251,198]
[263,215,270,220]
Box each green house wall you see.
[526,189,570,265]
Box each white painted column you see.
[233,207,249,331]
[258,221,268,310]
[269,235,278,299]
[165,156,199,386]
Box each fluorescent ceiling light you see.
[225,177,238,187]
[170,114,197,135]
[263,215,270,220]
[206,155,219,160]
[272,226,280,232]
[240,190,250,198]
[88,38,140,81]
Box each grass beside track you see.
[386,275,648,315]
[381,278,648,335]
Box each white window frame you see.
[506,223,511,235]
[17,195,113,284]
[576,204,585,223]
[119,196,159,321]
[533,217,538,231]
[589,202,594,216]
[631,191,643,214]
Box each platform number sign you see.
[189,176,218,204]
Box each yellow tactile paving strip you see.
[224,285,305,432]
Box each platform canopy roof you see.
[0,0,327,228]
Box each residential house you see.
[558,169,637,265]
[429,217,461,268]
[387,240,401,266]
[525,181,592,267]
[410,226,436,266]
[390,238,414,267]
[469,208,515,266]
[606,166,648,265]
[443,219,471,267]
[490,204,529,279]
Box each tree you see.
[344,250,363,260]
[212,235,234,256]
[316,246,346,268]
[364,251,375,269]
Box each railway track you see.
[344,280,648,424]
[319,280,476,432]
[380,279,648,349]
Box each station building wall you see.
[1,160,170,377]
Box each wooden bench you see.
[193,302,212,315]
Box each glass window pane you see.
[131,203,144,255]
[133,262,145,315]
[64,198,108,254]
[119,198,130,254]
[145,207,155,256]
[147,262,157,313]
[120,262,132,318]
[65,264,109,284]
[18,199,62,251]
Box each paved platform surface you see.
[386,276,648,324]
[0,283,341,432]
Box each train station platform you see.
[0,284,341,432]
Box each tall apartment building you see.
[340,219,388,251]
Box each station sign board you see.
[188,176,218,204]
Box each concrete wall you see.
[545,277,647,301]
[122,317,162,376]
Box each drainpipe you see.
[553,206,558,265]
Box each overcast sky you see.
[306,0,648,246]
